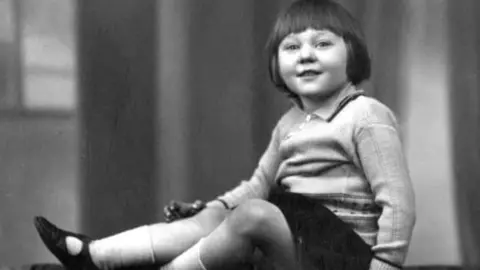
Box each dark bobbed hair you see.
[266,0,371,98]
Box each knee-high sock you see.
[90,219,205,269]
[89,225,155,269]
[186,221,256,270]
[159,220,258,270]
[159,238,207,270]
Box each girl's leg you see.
[34,206,228,269]
[91,207,225,268]
[160,199,299,270]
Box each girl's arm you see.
[206,125,282,209]
[356,113,416,270]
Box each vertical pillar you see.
[401,0,461,265]
[77,0,158,236]
[156,0,191,207]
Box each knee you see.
[227,199,283,237]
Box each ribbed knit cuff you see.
[369,258,402,270]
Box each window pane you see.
[24,72,75,110]
[21,0,76,111]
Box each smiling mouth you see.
[297,70,322,77]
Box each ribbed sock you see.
[89,225,156,269]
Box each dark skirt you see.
[267,189,373,270]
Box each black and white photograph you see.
[0,1,478,269]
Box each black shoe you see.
[34,216,99,270]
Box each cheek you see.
[277,67,293,89]
[336,49,349,78]
[277,64,298,90]
[277,56,295,79]
[323,53,348,79]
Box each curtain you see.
[447,0,480,267]
[342,0,479,266]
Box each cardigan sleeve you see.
[356,122,416,270]
[208,125,282,209]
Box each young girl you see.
[34,0,416,269]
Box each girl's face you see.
[277,28,349,109]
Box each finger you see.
[163,205,171,217]
[164,209,174,222]
[168,202,179,211]
[165,204,180,218]
[192,200,205,210]
[168,204,177,211]
[192,201,201,209]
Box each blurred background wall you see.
[0,0,479,268]
[0,0,80,264]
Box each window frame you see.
[0,0,77,119]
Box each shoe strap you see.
[78,240,101,270]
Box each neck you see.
[301,82,353,114]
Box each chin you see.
[299,89,337,100]
[297,90,327,97]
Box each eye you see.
[282,43,300,51]
[315,41,333,48]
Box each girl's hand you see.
[163,200,206,222]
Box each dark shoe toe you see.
[34,216,96,270]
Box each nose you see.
[298,44,317,64]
